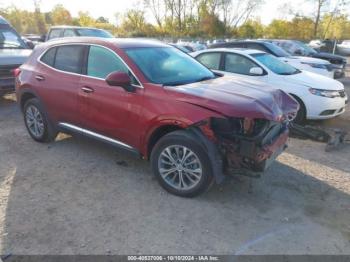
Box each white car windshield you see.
[252,53,301,75]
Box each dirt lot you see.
[0,71,350,255]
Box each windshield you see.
[295,41,317,55]
[0,28,27,49]
[77,29,113,38]
[125,47,215,86]
[264,42,291,57]
[252,53,300,75]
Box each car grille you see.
[339,90,346,98]
[0,64,20,79]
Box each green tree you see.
[265,19,291,39]
[51,4,72,25]
[237,19,264,38]
[77,11,95,26]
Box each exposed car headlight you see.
[210,117,269,139]
[301,62,328,69]
[309,88,341,98]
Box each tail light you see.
[13,68,21,77]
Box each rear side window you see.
[54,45,85,74]
[196,53,221,70]
[87,46,128,78]
[48,29,61,40]
[40,47,57,67]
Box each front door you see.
[78,45,143,148]
[223,53,268,82]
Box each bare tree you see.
[312,0,328,37]
[218,0,263,30]
[32,0,46,34]
[144,0,166,28]
[322,0,349,38]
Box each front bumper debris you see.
[223,126,288,172]
[197,118,290,175]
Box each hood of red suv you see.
[165,76,299,122]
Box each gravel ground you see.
[0,72,349,255]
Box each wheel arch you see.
[146,124,183,159]
[289,93,307,114]
[19,89,39,112]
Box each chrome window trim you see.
[58,122,135,150]
[37,42,144,88]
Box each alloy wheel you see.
[25,105,45,138]
[158,145,203,191]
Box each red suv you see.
[16,38,298,197]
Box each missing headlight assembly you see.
[196,117,289,173]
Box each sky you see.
[0,0,348,25]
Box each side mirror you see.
[249,67,264,76]
[105,71,135,92]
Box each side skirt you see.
[58,122,141,157]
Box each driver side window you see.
[224,53,259,75]
[87,45,139,85]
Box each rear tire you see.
[150,130,214,197]
[23,98,57,142]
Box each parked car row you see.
[210,40,346,79]
[192,48,347,122]
[308,39,350,56]
[266,39,347,78]
[0,15,348,197]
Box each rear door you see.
[78,45,143,148]
[37,44,85,125]
[196,52,223,72]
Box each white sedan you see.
[192,48,348,122]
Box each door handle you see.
[81,86,94,93]
[35,75,45,81]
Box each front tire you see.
[23,98,57,142]
[151,130,214,197]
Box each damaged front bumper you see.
[196,117,289,180]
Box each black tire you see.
[23,98,57,142]
[291,95,306,124]
[150,130,214,197]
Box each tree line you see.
[1,0,350,40]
